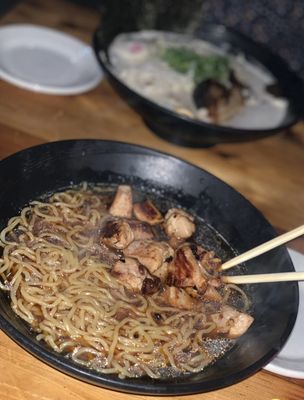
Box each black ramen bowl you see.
[0,140,298,395]
[93,23,304,147]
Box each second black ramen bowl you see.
[0,139,298,395]
[93,23,304,147]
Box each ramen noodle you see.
[0,184,253,379]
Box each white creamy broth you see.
[108,30,287,129]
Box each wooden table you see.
[0,1,303,399]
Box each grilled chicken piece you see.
[111,257,145,291]
[111,257,160,294]
[123,240,174,275]
[202,285,223,302]
[185,283,222,303]
[102,219,155,250]
[109,185,133,218]
[133,199,163,225]
[128,220,154,240]
[152,261,169,282]
[208,277,222,288]
[210,305,254,338]
[160,286,197,310]
[167,236,186,250]
[164,208,195,239]
[102,220,134,250]
[199,249,222,274]
[167,244,207,291]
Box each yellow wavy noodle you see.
[0,184,240,379]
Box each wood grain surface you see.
[0,0,303,399]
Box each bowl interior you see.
[0,140,298,394]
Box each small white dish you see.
[0,24,103,95]
[264,248,304,379]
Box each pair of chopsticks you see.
[221,225,304,284]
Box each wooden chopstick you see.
[222,271,304,284]
[220,224,304,271]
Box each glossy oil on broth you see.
[0,183,253,379]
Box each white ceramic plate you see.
[264,248,304,378]
[0,24,103,95]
